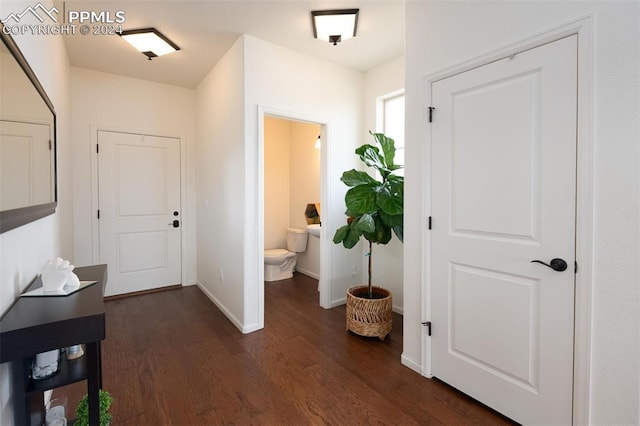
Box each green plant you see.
[74,390,113,426]
[333,132,404,298]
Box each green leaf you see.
[333,223,362,248]
[345,183,378,214]
[379,210,403,227]
[343,223,362,248]
[378,175,404,215]
[345,208,361,217]
[366,224,392,245]
[371,132,396,169]
[340,169,376,187]
[378,226,393,244]
[333,224,350,244]
[376,185,403,215]
[364,214,392,245]
[387,174,404,186]
[354,214,375,233]
[392,225,404,242]
[355,144,388,173]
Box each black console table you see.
[0,264,107,426]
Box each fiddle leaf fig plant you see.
[333,132,404,298]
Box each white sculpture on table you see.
[41,257,80,292]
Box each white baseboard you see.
[242,322,263,334]
[295,268,319,280]
[196,281,247,333]
[330,296,347,308]
[401,353,424,375]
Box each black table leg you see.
[10,358,36,425]
[85,342,100,426]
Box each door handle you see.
[530,258,567,272]
[169,220,180,228]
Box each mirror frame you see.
[0,23,57,233]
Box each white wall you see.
[264,116,291,249]
[198,34,363,331]
[243,34,364,327]
[289,121,321,230]
[404,2,640,424]
[363,55,405,312]
[289,121,321,278]
[0,0,72,421]
[70,67,197,287]
[195,37,246,329]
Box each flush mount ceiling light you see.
[311,9,359,46]
[119,28,180,60]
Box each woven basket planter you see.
[346,286,392,341]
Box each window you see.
[378,91,405,175]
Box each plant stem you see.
[368,240,373,298]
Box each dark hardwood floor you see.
[59,273,515,425]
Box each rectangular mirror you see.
[0,23,57,233]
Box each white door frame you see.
[257,106,333,316]
[90,125,188,288]
[421,16,594,425]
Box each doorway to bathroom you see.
[261,111,326,305]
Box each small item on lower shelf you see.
[32,349,60,380]
[45,397,67,426]
[66,344,84,360]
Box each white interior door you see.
[98,131,181,296]
[0,121,52,210]
[430,35,577,425]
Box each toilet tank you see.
[286,227,308,252]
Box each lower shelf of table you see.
[26,355,87,395]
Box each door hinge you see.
[49,140,52,150]
[96,144,99,154]
[422,321,432,336]
[97,209,100,219]
[428,216,432,230]
[575,261,578,273]
[428,106,435,123]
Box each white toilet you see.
[264,228,308,281]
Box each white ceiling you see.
[61,1,405,88]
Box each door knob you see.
[168,220,180,228]
[530,258,567,272]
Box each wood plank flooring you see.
[59,273,515,425]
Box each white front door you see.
[430,35,577,425]
[98,130,182,296]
